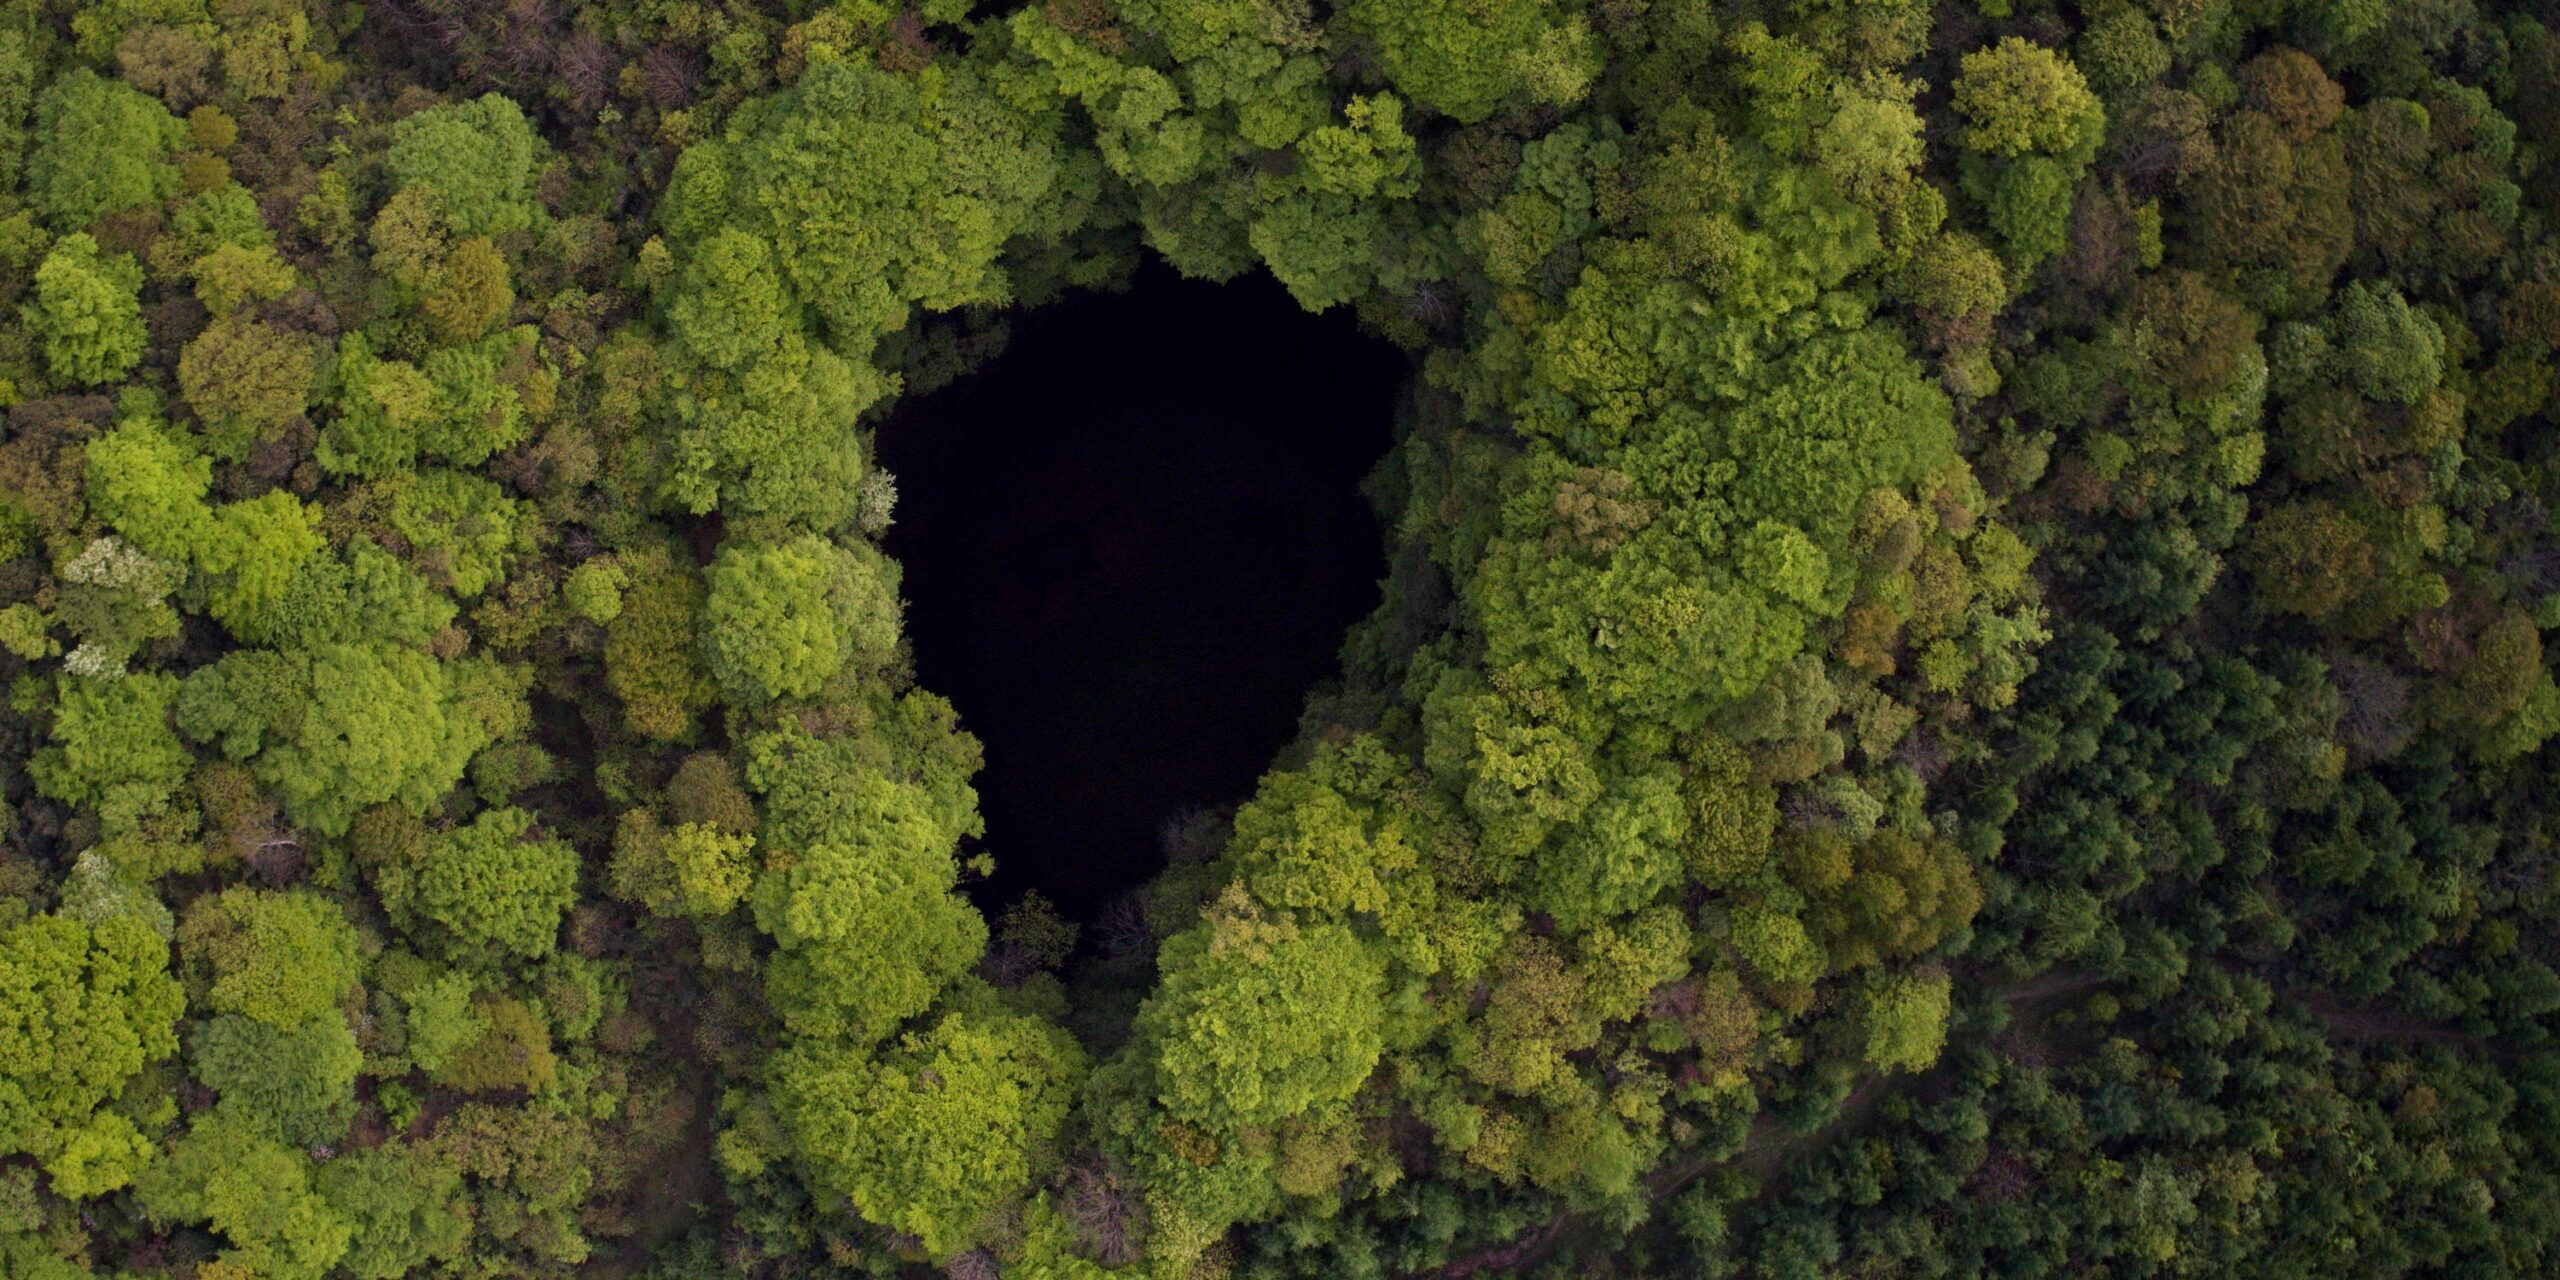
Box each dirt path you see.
[581,1066,720,1280]
[2287,985,2515,1056]
[1418,973,2094,1278]
[1411,965,2515,1278]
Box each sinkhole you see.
[873,264,1409,922]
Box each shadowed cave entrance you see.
[873,264,1408,923]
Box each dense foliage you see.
[0,0,2556,1277]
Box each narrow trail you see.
[1411,967,2505,1278]
[580,938,726,1280]
[1416,972,2101,1279]
[583,1070,718,1280]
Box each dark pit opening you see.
[874,264,1407,922]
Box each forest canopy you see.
[0,1,2556,1278]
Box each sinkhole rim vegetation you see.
[0,1,2556,1278]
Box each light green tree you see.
[175,643,491,836]
[26,233,146,386]
[2329,281,2444,406]
[175,888,360,1028]
[664,227,796,372]
[317,334,437,478]
[777,1007,1086,1258]
[701,535,901,703]
[179,315,316,459]
[26,68,181,230]
[384,468,527,599]
[0,914,184,1197]
[380,806,577,963]
[1952,37,2105,160]
[191,241,297,317]
[314,1145,471,1280]
[748,771,986,1045]
[198,489,327,645]
[30,673,190,833]
[605,548,718,741]
[1141,894,1388,1129]
[190,1013,361,1146]
[383,94,540,238]
[135,1112,353,1280]
[609,811,754,919]
[657,54,1061,358]
[1859,968,1953,1072]
[1345,0,1598,124]
[84,418,214,562]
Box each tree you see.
[384,468,527,599]
[561,558,626,624]
[2246,500,2373,623]
[1248,94,1423,309]
[198,489,328,645]
[605,548,717,741]
[179,315,315,459]
[1141,897,1388,1129]
[367,185,448,294]
[1423,668,1604,868]
[190,1013,360,1146]
[135,1113,352,1280]
[609,810,754,919]
[656,55,1061,359]
[26,233,146,386]
[383,94,540,238]
[415,337,529,465]
[175,643,491,836]
[313,1146,471,1280]
[1858,968,1951,1072]
[30,673,190,833]
[434,995,557,1093]
[1952,38,2104,161]
[660,334,890,530]
[1970,153,2079,268]
[2329,281,2443,406]
[2133,269,2262,402]
[2182,109,2352,312]
[318,334,437,478]
[777,1007,1086,1259]
[1682,730,1779,886]
[170,183,273,262]
[2237,47,2345,139]
[2072,2,2169,99]
[1227,771,1426,932]
[393,969,482,1080]
[0,31,33,191]
[0,914,183,1197]
[1786,828,1981,972]
[2437,610,2560,763]
[48,535,186,676]
[1460,934,1601,1094]
[1345,0,1599,125]
[380,807,577,963]
[174,888,360,1028]
[421,236,512,346]
[1815,76,1927,201]
[83,418,214,561]
[1730,902,1826,989]
[700,535,901,703]
[26,68,181,230]
[663,227,795,372]
[1525,764,1689,932]
[748,771,985,1045]
[191,241,297,317]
